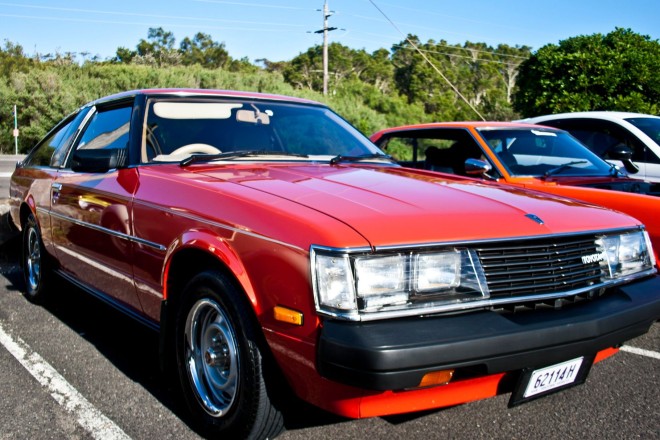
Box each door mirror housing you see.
[71,148,126,173]
[607,144,639,174]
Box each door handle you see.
[51,183,62,204]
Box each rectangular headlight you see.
[312,247,489,319]
[414,252,461,292]
[599,230,654,279]
[314,254,356,311]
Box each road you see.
[0,162,658,439]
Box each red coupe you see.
[10,91,660,439]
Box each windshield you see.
[477,128,615,177]
[142,97,382,163]
[625,117,660,147]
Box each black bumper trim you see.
[317,276,660,390]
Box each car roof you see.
[372,121,560,136]
[521,111,660,123]
[89,88,325,107]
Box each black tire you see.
[21,214,51,303]
[175,270,284,439]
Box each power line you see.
[391,44,529,65]
[367,0,486,121]
[0,2,309,28]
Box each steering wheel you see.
[169,143,221,156]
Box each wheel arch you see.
[160,230,262,341]
[157,230,284,397]
[19,199,37,228]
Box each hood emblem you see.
[525,213,544,225]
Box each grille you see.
[475,234,604,298]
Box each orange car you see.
[371,122,660,264]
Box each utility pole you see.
[314,0,337,95]
[12,105,18,155]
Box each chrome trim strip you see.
[133,200,306,253]
[314,270,656,322]
[43,200,304,254]
[49,210,167,252]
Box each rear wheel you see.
[175,270,284,439]
[22,214,51,303]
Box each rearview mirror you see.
[71,148,126,173]
[464,158,492,176]
[236,109,270,125]
[607,144,639,174]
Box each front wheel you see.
[175,270,284,439]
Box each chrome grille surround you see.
[313,228,656,322]
[474,234,604,298]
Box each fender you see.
[161,228,261,313]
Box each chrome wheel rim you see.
[25,227,41,292]
[185,298,239,417]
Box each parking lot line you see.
[621,345,660,360]
[0,321,132,440]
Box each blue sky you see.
[1,0,658,63]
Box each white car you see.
[521,112,660,186]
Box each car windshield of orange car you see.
[142,98,385,164]
[477,128,616,178]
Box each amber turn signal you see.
[274,306,304,326]
[418,370,455,388]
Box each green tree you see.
[283,43,394,95]
[514,28,660,116]
[391,36,530,121]
[180,32,230,68]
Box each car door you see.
[49,102,143,312]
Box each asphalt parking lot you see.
[0,159,658,439]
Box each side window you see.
[23,114,79,167]
[76,106,132,152]
[558,119,646,162]
[379,130,490,177]
[588,120,646,162]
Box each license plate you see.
[509,355,594,407]
[524,357,583,398]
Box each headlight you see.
[312,248,489,320]
[598,230,655,279]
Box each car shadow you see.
[0,231,353,436]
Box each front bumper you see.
[318,276,660,390]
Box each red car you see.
[370,121,660,264]
[10,91,660,439]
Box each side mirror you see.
[464,158,493,176]
[71,148,126,173]
[607,144,639,174]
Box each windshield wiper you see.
[180,150,308,167]
[543,160,588,178]
[330,153,394,165]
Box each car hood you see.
[193,164,639,248]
